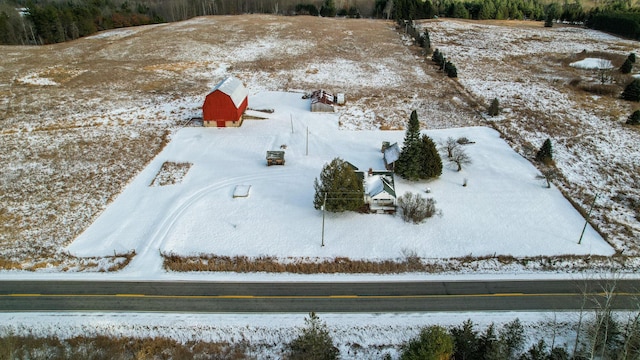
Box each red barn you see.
[202,77,248,127]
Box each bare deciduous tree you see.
[397,192,441,224]
[536,167,557,188]
[449,147,471,172]
[441,136,459,159]
[598,58,612,85]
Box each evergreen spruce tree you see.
[319,0,336,17]
[627,110,640,125]
[422,28,431,55]
[287,312,339,360]
[445,61,457,78]
[620,58,633,74]
[622,79,640,102]
[395,110,423,181]
[313,157,364,212]
[629,53,636,63]
[418,134,443,179]
[488,98,500,116]
[432,48,443,66]
[536,138,553,164]
[477,323,500,359]
[478,2,496,19]
[544,13,554,27]
[498,318,525,359]
[451,319,480,360]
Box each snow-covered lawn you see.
[67,92,612,275]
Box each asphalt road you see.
[0,279,638,313]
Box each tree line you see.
[393,0,640,40]
[289,294,640,359]
[1,0,640,45]
[0,0,375,44]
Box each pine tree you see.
[445,61,456,77]
[287,312,339,360]
[451,319,480,360]
[544,13,554,27]
[477,323,499,359]
[319,0,336,17]
[418,134,442,179]
[445,61,457,78]
[621,79,640,102]
[629,53,636,63]
[536,138,553,164]
[488,98,500,116]
[395,110,423,181]
[422,28,431,55]
[313,158,364,212]
[498,318,525,359]
[627,110,640,125]
[401,325,454,360]
[478,1,496,19]
[620,58,633,74]
[432,48,443,66]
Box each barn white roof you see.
[210,76,248,108]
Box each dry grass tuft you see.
[162,252,638,274]
[0,334,249,360]
[150,162,193,186]
[163,252,438,273]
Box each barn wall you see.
[203,91,248,122]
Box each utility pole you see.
[321,192,327,247]
[578,193,598,245]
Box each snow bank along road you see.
[1,280,638,313]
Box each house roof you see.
[345,161,359,171]
[365,173,396,198]
[210,76,248,108]
[311,89,335,105]
[266,150,285,160]
[383,142,400,164]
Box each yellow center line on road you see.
[2,292,639,299]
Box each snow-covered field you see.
[66,92,612,277]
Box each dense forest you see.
[0,0,639,45]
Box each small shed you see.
[202,76,248,127]
[310,90,340,112]
[266,151,285,166]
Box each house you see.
[202,76,248,127]
[310,90,345,112]
[357,168,397,214]
[382,142,400,171]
